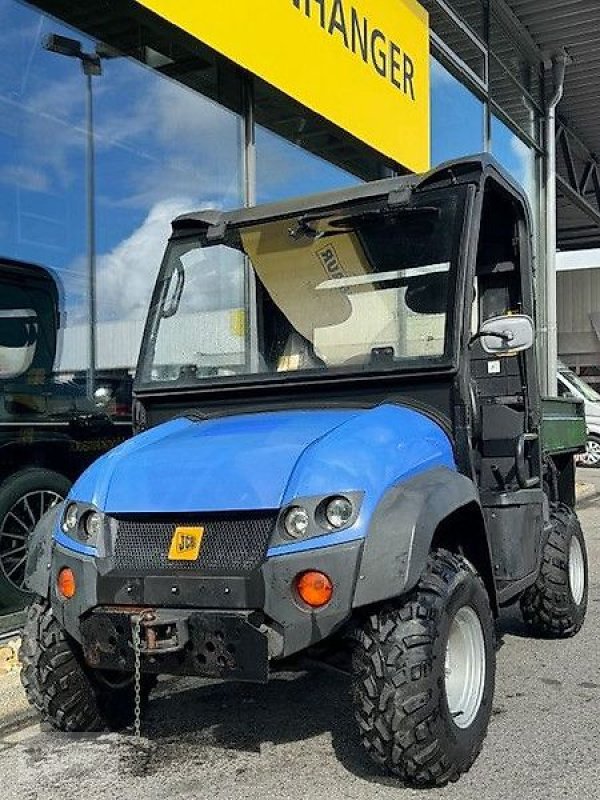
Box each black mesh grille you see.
[113,514,276,574]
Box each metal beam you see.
[556,175,600,228]
[555,122,600,227]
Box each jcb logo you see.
[168,526,204,561]
[178,534,196,553]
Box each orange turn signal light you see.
[57,567,76,599]
[295,570,333,609]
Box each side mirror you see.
[473,314,534,356]
[0,308,39,380]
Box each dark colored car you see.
[0,258,129,613]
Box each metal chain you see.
[132,614,143,738]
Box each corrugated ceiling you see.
[505,0,600,250]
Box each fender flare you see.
[25,504,62,598]
[352,466,492,608]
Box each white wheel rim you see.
[569,535,585,606]
[580,440,600,466]
[444,606,486,729]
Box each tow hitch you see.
[80,606,271,682]
[134,610,189,654]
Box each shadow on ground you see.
[118,669,398,786]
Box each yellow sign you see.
[134,0,430,173]
[168,526,204,561]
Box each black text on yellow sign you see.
[132,0,430,172]
[291,0,416,101]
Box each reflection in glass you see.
[256,125,359,204]
[139,191,465,388]
[430,59,484,166]
[491,115,535,201]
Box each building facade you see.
[0,0,550,396]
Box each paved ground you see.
[2,471,600,800]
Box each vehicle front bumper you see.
[50,537,364,679]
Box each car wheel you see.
[0,468,71,610]
[577,434,600,468]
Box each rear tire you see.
[20,599,153,732]
[351,550,495,787]
[520,504,588,637]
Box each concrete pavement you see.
[2,472,600,799]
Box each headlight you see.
[82,511,103,540]
[62,503,78,533]
[325,496,353,529]
[284,506,310,539]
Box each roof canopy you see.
[507,0,600,250]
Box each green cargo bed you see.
[541,397,587,456]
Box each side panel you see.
[25,505,61,598]
[541,397,586,456]
[352,466,486,607]
[483,490,544,581]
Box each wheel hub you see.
[579,439,600,467]
[444,605,486,729]
[569,535,585,606]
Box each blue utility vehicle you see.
[21,157,587,786]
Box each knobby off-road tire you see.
[520,504,588,637]
[20,598,154,732]
[352,550,495,788]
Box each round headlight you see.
[325,496,353,529]
[284,506,310,539]
[62,503,78,533]
[82,511,103,540]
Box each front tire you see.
[20,599,153,732]
[520,504,588,637]
[352,550,495,787]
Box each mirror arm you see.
[468,330,511,349]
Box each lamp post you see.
[43,34,102,398]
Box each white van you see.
[558,362,600,467]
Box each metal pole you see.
[543,52,568,395]
[242,75,259,374]
[86,70,97,397]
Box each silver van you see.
[558,362,600,467]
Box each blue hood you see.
[70,405,455,514]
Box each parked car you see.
[558,363,600,467]
[0,258,130,613]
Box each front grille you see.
[113,514,276,574]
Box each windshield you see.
[559,367,600,403]
[138,190,465,388]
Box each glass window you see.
[491,115,536,201]
[419,0,486,81]
[0,2,88,360]
[256,125,360,205]
[139,189,466,388]
[489,58,537,143]
[430,58,485,166]
[92,56,244,400]
[489,13,542,109]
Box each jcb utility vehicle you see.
[21,156,588,787]
[0,258,127,615]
